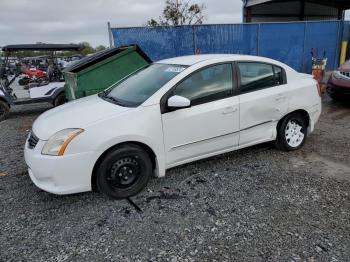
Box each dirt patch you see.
[308,153,350,182]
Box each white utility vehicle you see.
[0,44,84,121]
[24,54,322,199]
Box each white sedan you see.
[24,54,322,199]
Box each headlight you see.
[333,70,343,79]
[333,71,349,80]
[42,128,84,156]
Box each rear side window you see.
[174,63,233,106]
[238,62,284,93]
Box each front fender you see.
[95,135,166,177]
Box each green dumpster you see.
[63,45,151,100]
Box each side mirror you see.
[167,95,191,109]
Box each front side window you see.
[238,62,276,93]
[174,63,233,106]
[103,63,187,107]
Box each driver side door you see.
[161,63,240,166]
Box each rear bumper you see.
[307,102,322,134]
[24,139,98,195]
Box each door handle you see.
[222,107,237,115]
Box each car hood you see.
[33,95,133,140]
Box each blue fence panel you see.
[259,23,305,72]
[194,24,259,55]
[112,26,194,61]
[303,21,340,73]
[112,21,345,72]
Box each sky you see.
[0,0,243,47]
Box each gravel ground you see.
[0,95,349,261]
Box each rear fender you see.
[51,86,65,100]
[29,83,65,100]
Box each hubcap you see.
[106,157,140,189]
[285,120,304,148]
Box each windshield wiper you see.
[104,95,125,106]
[99,90,108,97]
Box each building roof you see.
[244,0,350,9]
[2,44,85,52]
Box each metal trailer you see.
[0,44,84,122]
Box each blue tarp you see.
[112,21,344,73]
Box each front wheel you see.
[96,144,152,199]
[275,113,307,151]
[0,100,10,122]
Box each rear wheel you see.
[53,93,66,107]
[0,100,10,122]
[18,77,30,86]
[275,113,307,151]
[96,144,152,199]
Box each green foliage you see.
[147,0,206,26]
[95,45,107,52]
[79,42,95,56]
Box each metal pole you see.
[334,20,342,69]
[257,23,261,56]
[107,22,113,48]
[193,26,197,54]
[301,21,307,73]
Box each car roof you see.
[156,54,272,66]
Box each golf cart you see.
[0,44,84,121]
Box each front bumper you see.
[327,79,350,96]
[24,139,98,195]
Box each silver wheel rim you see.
[285,120,304,148]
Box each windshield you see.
[101,63,187,107]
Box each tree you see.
[79,42,95,56]
[147,0,206,26]
[95,45,107,52]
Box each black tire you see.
[96,144,152,199]
[53,93,66,107]
[0,100,10,122]
[275,112,307,151]
[329,93,344,102]
[18,77,30,86]
[4,78,9,88]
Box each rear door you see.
[237,62,289,146]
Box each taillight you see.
[316,82,322,97]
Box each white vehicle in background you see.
[24,54,322,199]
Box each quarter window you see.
[274,66,283,85]
[238,62,284,93]
[174,63,233,106]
